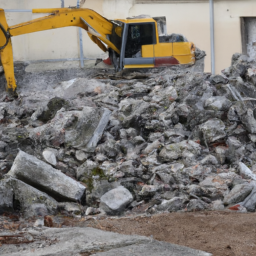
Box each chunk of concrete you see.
[2,177,57,216]
[204,96,232,111]
[187,199,208,211]
[0,180,13,214]
[7,151,86,203]
[241,186,256,212]
[42,148,57,166]
[224,184,253,205]
[198,118,226,143]
[241,108,256,133]
[30,106,111,152]
[239,162,256,180]
[159,140,201,161]
[100,186,133,215]
[157,197,184,212]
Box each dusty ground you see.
[78,211,256,256]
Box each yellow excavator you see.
[0,7,196,91]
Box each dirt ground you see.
[79,211,256,256]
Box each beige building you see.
[1,0,256,73]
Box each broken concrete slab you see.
[7,151,86,203]
[2,177,57,216]
[0,227,212,256]
[100,186,133,215]
[30,106,111,152]
[93,240,212,256]
[0,180,13,214]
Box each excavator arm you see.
[0,8,122,91]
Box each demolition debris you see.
[1,53,256,219]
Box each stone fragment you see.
[87,180,120,207]
[226,137,245,163]
[215,146,227,164]
[210,200,225,211]
[2,177,57,216]
[26,204,49,218]
[138,185,162,198]
[100,186,133,215]
[199,175,229,200]
[75,150,88,162]
[142,139,161,155]
[187,199,208,211]
[227,101,246,122]
[57,202,83,215]
[223,184,253,205]
[43,148,57,166]
[118,98,150,128]
[210,75,228,84]
[198,118,226,143]
[241,186,256,212]
[200,155,218,165]
[241,109,256,133]
[133,136,145,145]
[95,153,108,162]
[249,134,256,143]
[239,162,256,180]
[0,180,13,213]
[85,207,101,216]
[30,107,111,152]
[159,140,201,162]
[8,151,86,203]
[204,96,232,111]
[156,197,184,212]
[33,219,44,227]
[31,97,70,122]
[151,86,178,103]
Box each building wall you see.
[1,0,256,73]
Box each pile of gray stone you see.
[1,53,256,217]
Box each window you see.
[125,23,155,58]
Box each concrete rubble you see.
[1,52,256,220]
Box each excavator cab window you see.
[125,23,156,58]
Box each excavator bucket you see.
[0,9,16,91]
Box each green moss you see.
[82,167,107,193]
[82,177,94,193]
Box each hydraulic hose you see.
[0,23,10,50]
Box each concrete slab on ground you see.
[0,227,212,256]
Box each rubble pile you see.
[1,53,256,218]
